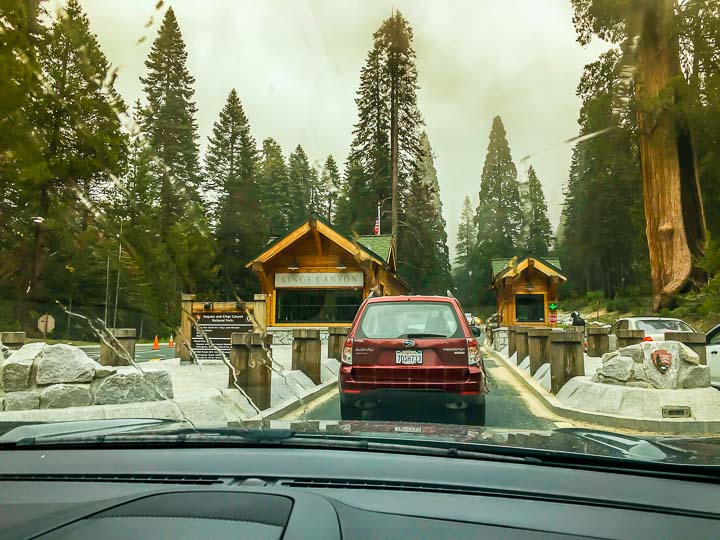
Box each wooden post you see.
[587,327,610,357]
[527,327,551,375]
[508,326,518,357]
[292,329,322,384]
[549,330,584,394]
[178,293,196,363]
[515,327,530,364]
[229,333,249,388]
[230,332,272,409]
[617,329,644,349]
[666,331,707,365]
[251,294,267,333]
[0,332,26,351]
[99,328,136,366]
[327,326,350,360]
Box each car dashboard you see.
[1,446,719,539]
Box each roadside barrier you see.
[508,326,518,357]
[292,329,322,384]
[666,331,706,365]
[99,328,136,366]
[527,327,551,375]
[0,332,25,351]
[327,326,351,361]
[229,332,273,409]
[617,329,644,348]
[515,326,530,363]
[587,326,610,357]
[549,330,584,394]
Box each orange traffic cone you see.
[153,335,159,350]
[168,334,174,348]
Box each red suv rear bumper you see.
[339,364,485,403]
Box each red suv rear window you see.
[355,301,463,339]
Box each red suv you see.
[339,295,488,424]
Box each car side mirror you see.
[471,325,482,337]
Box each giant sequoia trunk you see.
[633,0,706,311]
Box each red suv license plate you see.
[395,350,423,365]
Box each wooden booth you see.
[246,216,409,328]
[491,257,566,327]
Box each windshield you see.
[357,302,462,339]
[1,0,720,471]
[636,320,695,332]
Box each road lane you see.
[80,343,176,363]
[302,354,556,429]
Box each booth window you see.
[276,289,363,323]
[516,294,544,323]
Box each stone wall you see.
[492,328,509,352]
[268,328,329,345]
[0,343,173,411]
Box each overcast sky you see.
[69,0,609,259]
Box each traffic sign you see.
[38,313,55,336]
[549,302,558,311]
[548,313,558,325]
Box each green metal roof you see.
[358,235,393,263]
[491,257,562,276]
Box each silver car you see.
[703,324,720,387]
[608,317,696,349]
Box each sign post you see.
[38,314,55,339]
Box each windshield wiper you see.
[7,428,297,448]
[404,333,447,338]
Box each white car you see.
[608,317,696,349]
[703,324,720,386]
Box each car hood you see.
[0,418,718,465]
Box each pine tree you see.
[349,45,389,230]
[0,0,46,326]
[320,155,341,221]
[345,12,423,237]
[25,0,128,317]
[287,145,314,225]
[474,116,522,258]
[204,89,264,298]
[140,7,200,230]
[399,133,451,294]
[334,156,374,234]
[455,196,476,267]
[138,7,216,297]
[257,138,291,235]
[453,196,477,308]
[470,115,522,306]
[523,166,553,256]
[559,49,647,298]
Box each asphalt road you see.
[303,354,557,430]
[80,343,177,363]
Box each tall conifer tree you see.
[257,138,291,235]
[204,89,264,298]
[140,7,200,230]
[523,166,553,256]
[471,115,522,305]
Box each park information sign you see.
[190,311,252,361]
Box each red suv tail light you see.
[466,337,481,366]
[342,338,353,365]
